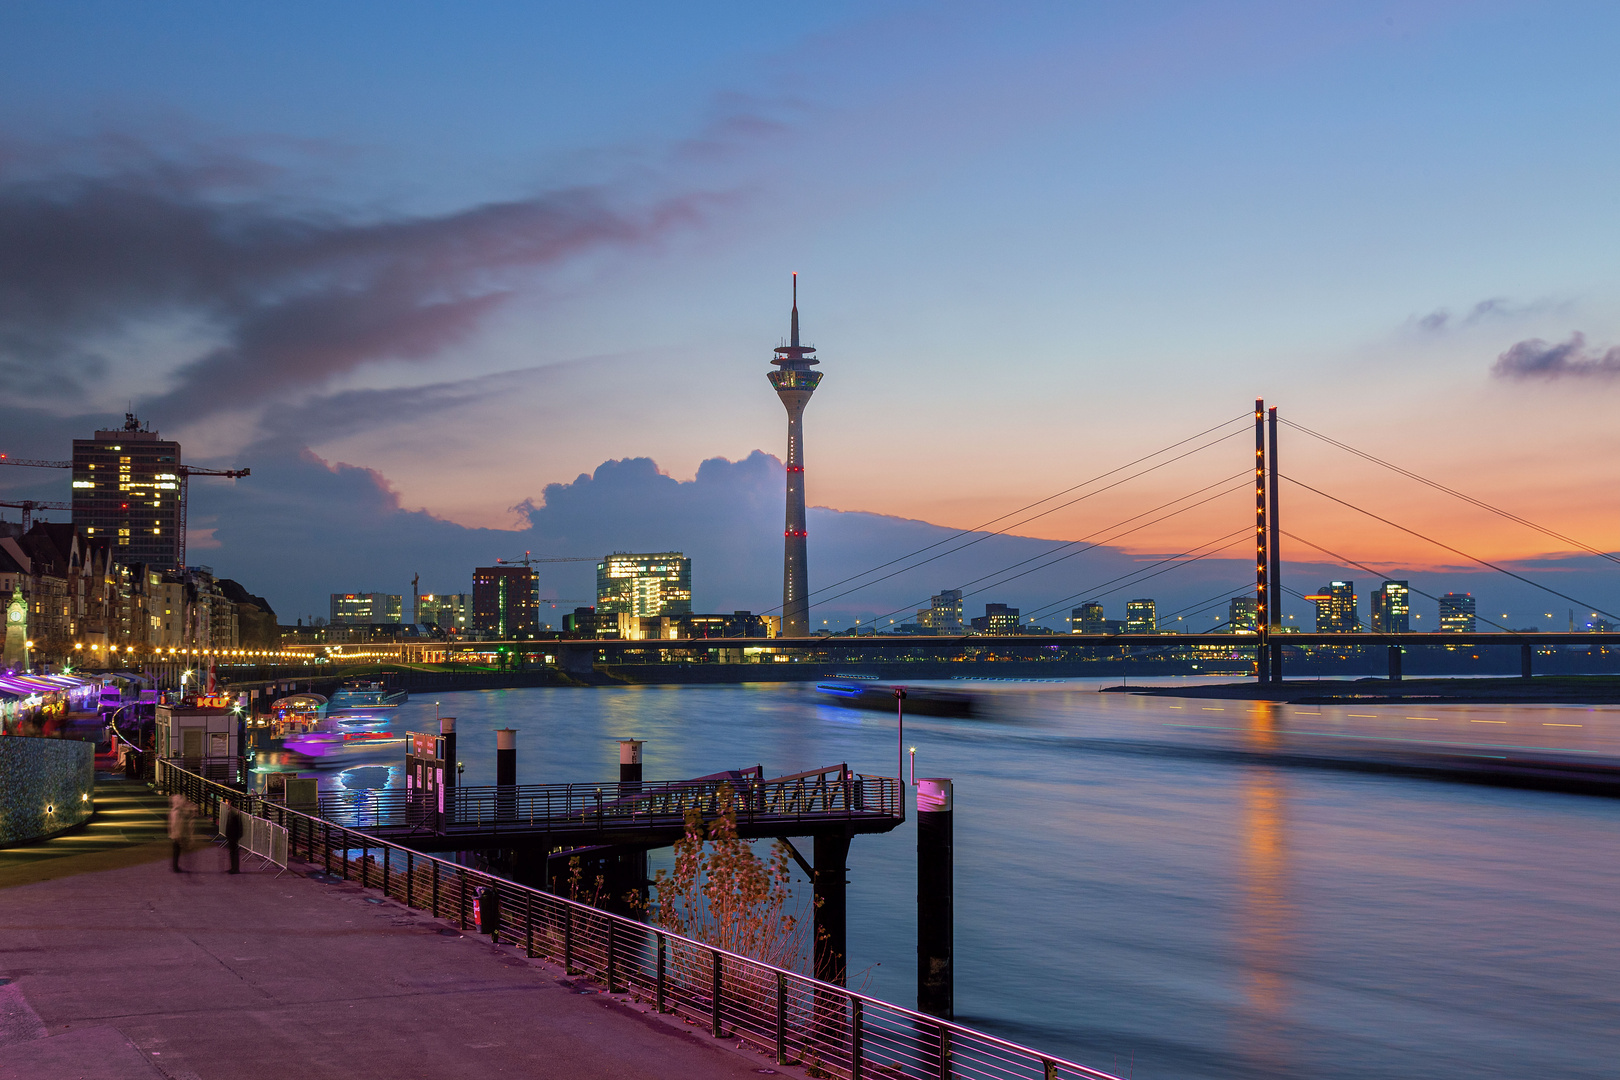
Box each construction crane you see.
[495,551,596,566]
[0,499,70,530]
[0,454,249,568]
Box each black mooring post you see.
[813,832,851,985]
[619,739,644,788]
[1388,645,1403,683]
[1521,643,1533,680]
[496,728,517,821]
[618,740,648,905]
[916,778,953,1019]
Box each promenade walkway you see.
[0,822,805,1079]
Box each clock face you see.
[7,604,21,624]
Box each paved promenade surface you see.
[0,795,802,1080]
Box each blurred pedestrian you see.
[222,800,244,874]
[168,794,193,873]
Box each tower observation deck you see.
[768,274,822,638]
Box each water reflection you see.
[292,680,1620,1080]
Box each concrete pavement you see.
[0,840,806,1079]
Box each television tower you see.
[769,274,822,638]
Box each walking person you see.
[168,794,192,873]
[223,799,244,874]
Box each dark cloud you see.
[1492,332,1620,381]
[1415,297,1517,333]
[0,152,710,414]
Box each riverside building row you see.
[1,520,276,671]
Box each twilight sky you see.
[2,1,1618,630]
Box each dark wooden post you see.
[916,778,953,1019]
[813,832,851,985]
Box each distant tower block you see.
[768,274,822,638]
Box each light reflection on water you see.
[314,680,1620,1080]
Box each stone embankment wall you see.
[0,737,94,844]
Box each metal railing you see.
[156,758,1120,1080]
[302,763,904,837]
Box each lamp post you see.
[894,686,907,783]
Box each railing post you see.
[406,851,414,909]
[607,920,617,992]
[458,870,467,930]
[432,859,440,917]
[564,907,574,973]
[382,846,390,897]
[656,932,666,1013]
[775,971,787,1066]
[938,1024,952,1080]
[525,891,535,958]
[851,998,864,1080]
[1042,1059,1056,1080]
[711,949,723,1038]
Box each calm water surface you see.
[315,680,1620,1080]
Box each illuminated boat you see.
[281,729,404,767]
[327,679,408,712]
[814,682,976,718]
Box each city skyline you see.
[2,4,1619,627]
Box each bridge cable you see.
[1277,536,1525,640]
[757,413,1253,617]
[1015,530,1251,627]
[850,479,1250,630]
[1279,474,1620,624]
[1280,417,1620,567]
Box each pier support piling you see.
[1521,643,1534,680]
[916,778,954,1019]
[1387,646,1403,683]
[813,832,851,985]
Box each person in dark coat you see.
[222,800,244,874]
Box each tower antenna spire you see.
[790,272,800,348]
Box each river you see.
[311,680,1620,1080]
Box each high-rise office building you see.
[1438,592,1476,633]
[917,589,965,635]
[330,593,403,625]
[473,565,538,638]
[416,593,469,631]
[970,602,1020,634]
[72,414,182,568]
[1371,581,1411,633]
[1073,602,1107,635]
[1306,581,1360,633]
[1125,599,1157,634]
[1228,596,1259,632]
[596,553,693,618]
[768,275,822,638]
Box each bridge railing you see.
[299,765,903,835]
[155,758,1119,1080]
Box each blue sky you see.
[2,1,1618,626]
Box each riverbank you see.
[0,850,809,1080]
[1103,674,1620,704]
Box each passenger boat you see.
[814,681,976,718]
[327,679,408,712]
